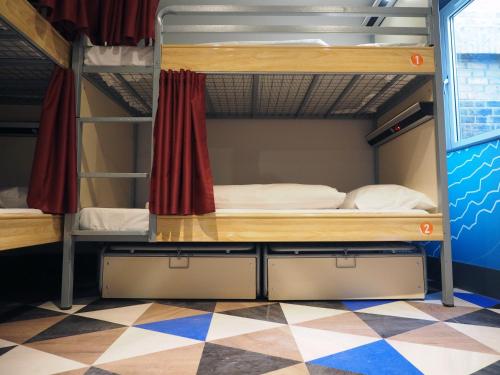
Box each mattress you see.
[0,208,44,215]
[79,207,428,232]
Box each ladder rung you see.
[79,172,149,179]
[83,65,153,74]
[79,117,153,123]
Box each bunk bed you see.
[58,0,453,308]
[0,0,69,250]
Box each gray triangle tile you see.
[446,309,500,328]
[156,300,217,312]
[221,303,288,324]
[85,367,118,375]
[473,360,500,374]
[197,342,299,375]
[0,346,15,356]
[307,363,362,375]
[25,315,125,343]
[355,312,434,338]
[0,305,65,324]
[77,299,145,313]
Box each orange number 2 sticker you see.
[420,222,433,235]
[411,54,424,66]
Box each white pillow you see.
[340,184,436,210]
[214,184,346,210]
[0,187,29,208]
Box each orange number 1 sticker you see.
[420,222,433,235]
[411,54,424,66]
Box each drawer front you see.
[268,256,424,300]
[102,256,256,299]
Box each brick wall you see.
[456,53,500,139]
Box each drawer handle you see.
[169,256,190,269]
[336,257,356,268]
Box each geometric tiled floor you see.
[0,289,499,375]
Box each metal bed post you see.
[61,37,84,310]
[430,0,454,307]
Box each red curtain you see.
[39,0,158,46]
[150,70,215,215]
[27,67,77,214]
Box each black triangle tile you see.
[285,301,349,311]
[0,346,16,357]
[446,309,500,328]
[25,315,126,343]
[355,312,434,338]
[77,299,145,313]
[0,305,65,324]
[491,304,500,309]
[197,343,299,375]
[85,367,118,375]
[473,360,500,374]
[307,363,362,375]
[155,300,217,312]
[221,303,287,324]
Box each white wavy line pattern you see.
[450,184,500,223]
[448,155,500,189]
[451,200,500,241]
[450,167,500,207]
[447,140,499,176]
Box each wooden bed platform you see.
[157,212,443,242]
[0,214,63,251]
[162,45,435,74]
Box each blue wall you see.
[447,139,500,270]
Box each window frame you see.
[440,0,500,151]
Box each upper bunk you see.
[80,1,436,120]
[0,0,71,132]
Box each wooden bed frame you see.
[0,214,63,251]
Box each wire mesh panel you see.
[206,74,253,117]
[256,74,313,117]
[84,72,152,115]
[121,73,153,108]
[299,75,354,117]
[363,75,417,113]
[0,20,54,104]
[332,74,396,115]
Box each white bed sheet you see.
[79,207,428,232]
[0,208,44,215]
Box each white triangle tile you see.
[280,303,348,325]
[387,339,500,375]
[94,327,199,365]
[446,322,500,353]
[0,345,86,375]
[206,313,283,341]
[0,338,16,349]
[357,301,438,321]
[454,288,473,294]
[289,325,380,362]
[489,308,500,315]
[77,303,152,326]
[37,301,87,315]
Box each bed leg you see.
[440,239,454,307]
[60,215,75,310]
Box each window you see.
[441,0,500,150]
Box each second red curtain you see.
[149,70,215,215]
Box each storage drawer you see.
[102,255,257,299]
[268,255,425,300]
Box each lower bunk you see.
[99,242,426,301]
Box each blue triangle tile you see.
[455,293,499,308]
[425,291,442,301]
[136,313,212,341]
[342,300,393,311]
[309,340,422,375]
